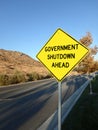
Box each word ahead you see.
[36,28,89,81]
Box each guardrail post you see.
[89,80,93,95]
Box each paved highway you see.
[0,75,88,130]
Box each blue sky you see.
[0,0,98,60]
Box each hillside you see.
[0,49,49,85]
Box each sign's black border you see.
[36,28,89,81]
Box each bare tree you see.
[77,32,98,73]
[80,32,93,46]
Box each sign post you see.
[36,28,89,130]
[58,82,62,130]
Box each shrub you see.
[27,72,45,81]
[9,73,26,84]
[0,74,9,86]
[0,71,26,86]
[43,73,52,79]
[32,72,41,80]
[26,73,33,81]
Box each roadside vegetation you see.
[62,75,98,130]
[0,71,52,86]
[0,72,25,86]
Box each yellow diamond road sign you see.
[36,28,89,81]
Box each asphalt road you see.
[0,75,88,130]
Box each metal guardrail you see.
[37,80,90,130]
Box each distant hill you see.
[0,49,50,86]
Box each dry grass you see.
[0,49,50,86]
[0,49,48,75]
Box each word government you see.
[45,44,78,52]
